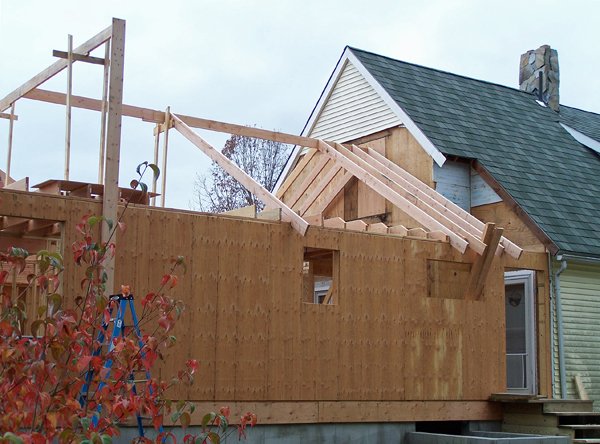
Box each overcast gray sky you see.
[1,0,599,210]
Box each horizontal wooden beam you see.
[23,88,320,149]
[171,400,501,425]
[0,112,18,121]
[0,25,112,111]
[171,113,309,236]
[52,50,106,65]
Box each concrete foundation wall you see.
[118,421,506,443]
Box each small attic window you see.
[302,247,338,305]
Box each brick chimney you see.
[519,45,560,112]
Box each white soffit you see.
[560,123,600,155]
[346,50,446,167]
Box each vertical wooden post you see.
[151,123,160,206]
[160,107,170,208]
[98,41,111,184]
[102,18,126,293]
[5,103,15,185]
[64,34,73,180]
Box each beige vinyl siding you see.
[309,60,402,142]
[558,262,600,407]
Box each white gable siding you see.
[471,169,502,207]
[433,161,471,211]
[309,60,402,142]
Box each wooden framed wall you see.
[1,189,510,423]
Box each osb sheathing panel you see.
[1,190,506,406]
[472,201,546,253]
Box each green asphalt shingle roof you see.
[560,105,600,142]
[349,47,600,258]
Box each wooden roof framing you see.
[0,19,522,260]
[281,140,522,259]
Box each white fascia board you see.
[274,49,353,193]
[560,123,600,155]
[346,50,446,167]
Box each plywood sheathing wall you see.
[472,201,546,253]
[0,189,518,424]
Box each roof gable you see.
[350,47,600,258]
[308,58,402,142]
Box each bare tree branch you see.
[192,132,292,213]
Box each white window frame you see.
[504,270,537,394]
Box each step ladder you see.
[79,293,162,438]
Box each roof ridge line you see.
[347,46,539,98]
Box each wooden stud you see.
[323,217,346,230]
[98,41,110,184]
[0,25,112,112]
[101,18,126,294]
[64,34,73,181]
[5,103,15,184]
[151,123,160,205]
[160,107,171,208]
[52,50,106,65]
[171,113,309,236]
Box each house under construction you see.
[1,19,592,443]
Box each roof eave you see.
[346,49,446,167]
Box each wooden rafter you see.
[0,26,112,112]
[285,155,331,208]
[465,223,504,299]
[366,147,522,259]
[2,27,523,259]
[171,113,309,236]
[339,142,487,254]
[298,167,349,216]
[276,148,317,198]
[314,140,469,253]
